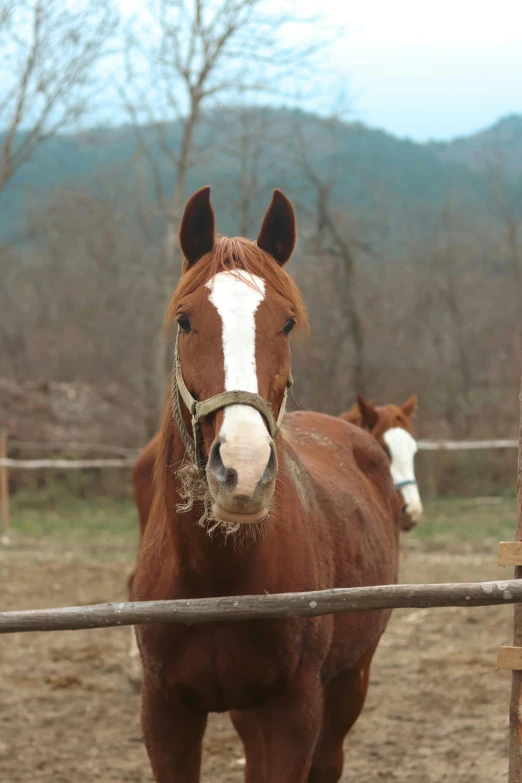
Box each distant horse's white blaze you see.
[206,271,270,498]
[383,427,423,524]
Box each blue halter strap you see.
[395,479,417,490]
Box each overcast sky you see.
[282,0,522,141]
[117,0,522,142]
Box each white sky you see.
[282,0,522,140]
[116,0,522,142]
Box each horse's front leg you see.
[257,666,323,783]
[141,675,207,783]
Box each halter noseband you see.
[394,479,417,490]
[171,328,291,472]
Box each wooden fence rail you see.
[0,457,136,470]
[1,579,521,635]
[0,438,518,472]
[418,439,518,450]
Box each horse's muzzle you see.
[207,431,278,524]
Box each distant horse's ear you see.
[179,186,215,269]
[257,189,296,266]
[401,395,418,419]
[356,395,378,431]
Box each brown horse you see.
[340,395,423,531]
[131,186,401,783]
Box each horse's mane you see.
[166,235,309,333]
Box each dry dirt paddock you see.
[0,493,517,782]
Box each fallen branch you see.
[0,579,520,634]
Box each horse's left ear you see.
[179,186,215,269]
[356,395,378,431]
[401,395,418,419]
[257,189,296,266]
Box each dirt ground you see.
[0,535,514,782]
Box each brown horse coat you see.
[131,187,401,783]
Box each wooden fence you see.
[0,578,521,635]
[1,428,522,779]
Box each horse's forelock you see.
[166,235,308,333]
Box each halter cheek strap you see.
[172,328,291,472]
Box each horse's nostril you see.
[208,440,238,492]
[261,441,278,485]
[224,468,238,491]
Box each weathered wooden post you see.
[508,375,522,782]
[0,430,9,545]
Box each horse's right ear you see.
[401,394,418,419]
[179,186,215,269]
[356,395,378,431]
[257,189,296,266]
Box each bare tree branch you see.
[0,0,118,195]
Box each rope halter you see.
[171,328,291,473]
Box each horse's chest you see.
[141,621,301,713]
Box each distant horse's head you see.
[355,395,423,531]
[169,186,306,527]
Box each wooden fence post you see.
[509,376,522,783]
[0,431,9,545]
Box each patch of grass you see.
[10,488,138,551]
[412,496,516,545]
[7,489,518,554]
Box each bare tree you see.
[122,0,334,421]
[206,105,289,237]
[0,0,117,199]
[482,145,522,335]
[291,113,370,399]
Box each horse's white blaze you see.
[207,271,271,496]
[383,427,423,523]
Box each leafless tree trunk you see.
[293,116,369,398]
[438,203,474,435]
[483,149,522,339]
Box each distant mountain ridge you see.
[1,109,521,254]
[429,114,522,172]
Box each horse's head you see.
[356,395,423,531]
[170,186,306,526]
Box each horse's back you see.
[338,404,361,426]
[283,410,399,521]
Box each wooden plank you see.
[0,458,136,470]
[0,432,9,545]
[1,579,522,635]
[498,647,522,671]
[508,373,522,783]
[499,543,522,567]
[418,439,518,451]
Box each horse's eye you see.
[283,318,295,336]
[177,315,192,333]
